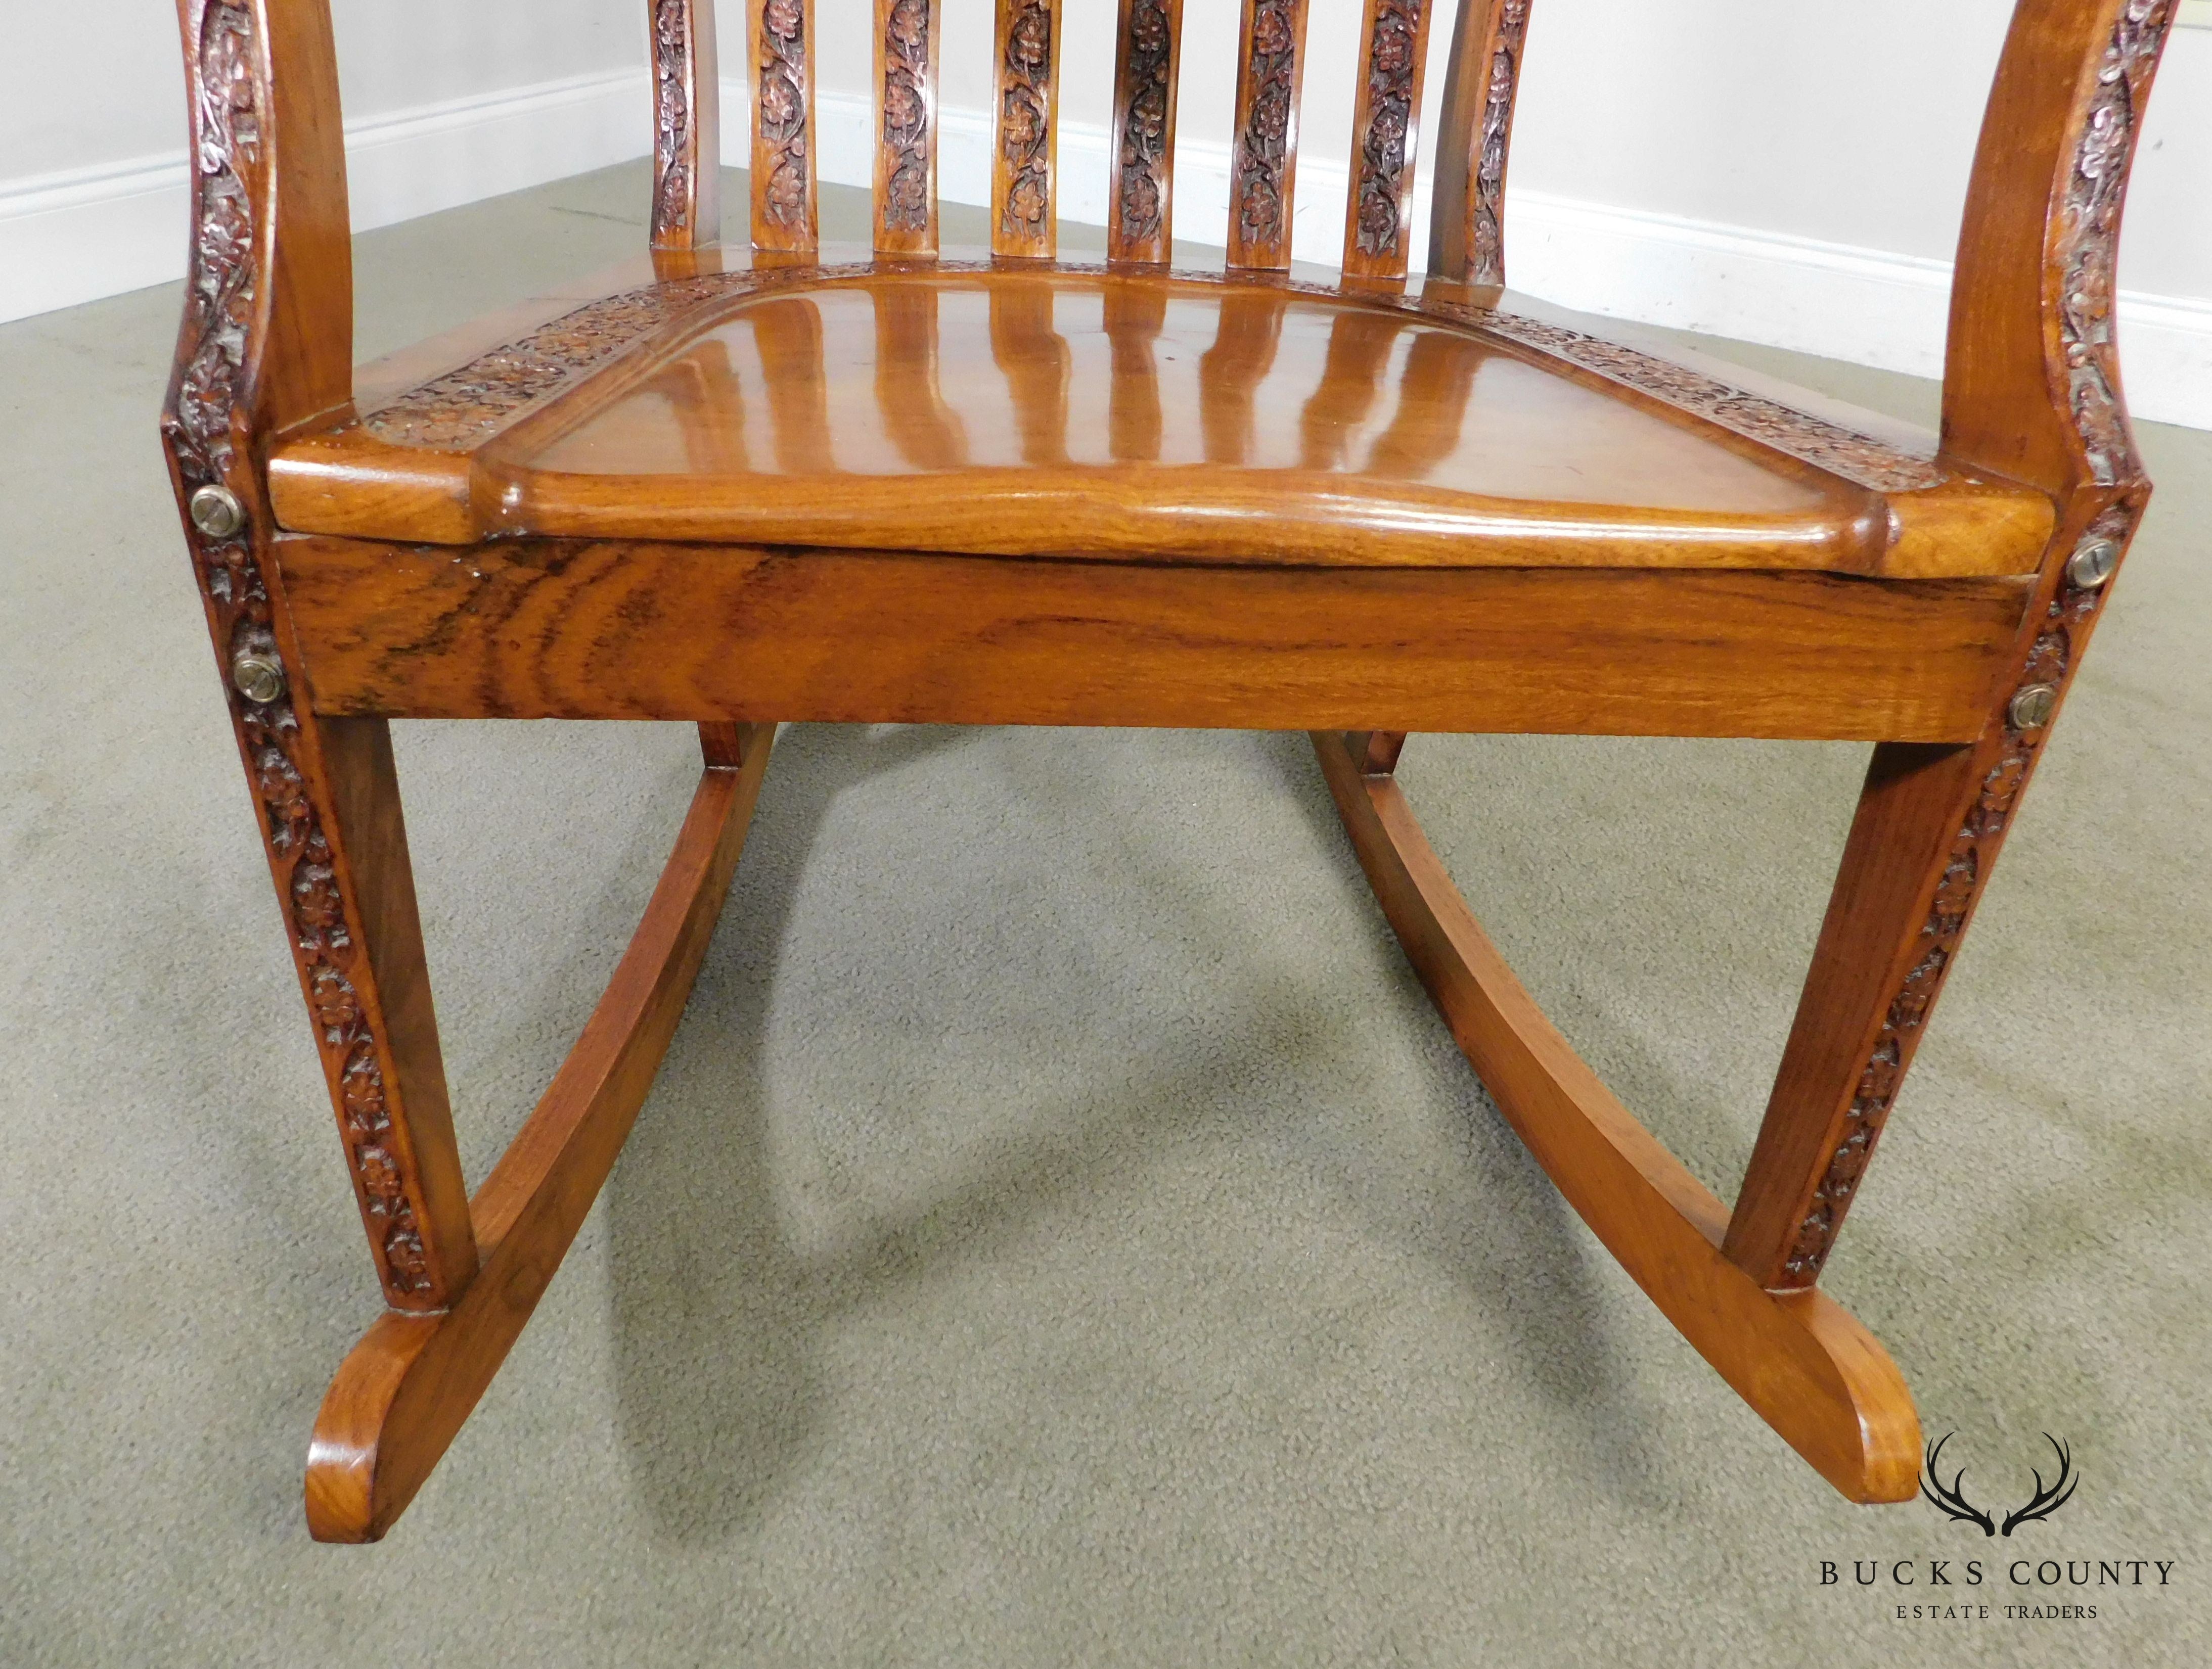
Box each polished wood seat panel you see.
[266,264,2053,576]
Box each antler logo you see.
[1920,1432,2080,1536]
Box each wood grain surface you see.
[276,534,2029,741]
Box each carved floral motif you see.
[881,0,933,233]
[1476,311,1949,492]
[1469,0,1530,286]
[757,0,811,233]
[162,0,434,1304]
[1232,0,1300,259]
[1114,0,1176,253]
[652,0,696,240]
[1000,0,1055,241]
[1780,507,2138,1283]
[367,271,833,447]
[2059,0,2171,484]
[1352,0,1428,258]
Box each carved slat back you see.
[1226,0,1311,271]
[650,0,720,250]
[1341,0,1439,282]
[874,0,942,255]
[994,0,1063,258]
[749,0,818,253]
[1427,0,1530,286]
[1108,0,1184,263]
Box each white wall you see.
[5,0,2210,426]
[0,0,648,323]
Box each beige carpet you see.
[2,163,2206,1666]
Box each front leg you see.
[1724,506,2141,1289]
[173,480,479,1311]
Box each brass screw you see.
[2065,536,2120,591]
[189,484,246,539]
[2008,683,2058,731]
[232,651,287,705]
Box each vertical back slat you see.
[1428,0,1531,285]
[874,0,942,255]
[1108,0,1184,263]
[749,0,818,253]
[1341,0,1439,281]
[650,0,721,249]
[994,0,1062,258]
[1227,0,1311,271]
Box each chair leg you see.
[698,719,764,767]
[1720,741,1994,1290]
[1313,729,1920,1501]
[1345,730,1408,774]
[1723,502,2141,1291]
[304,719,776,1540]
[242,701,480,1310]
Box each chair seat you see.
[267,259,2051,578]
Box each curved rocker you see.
[1315,730,1921,1502]
[305,723,774,1542]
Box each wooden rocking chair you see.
[161,0,2177,1541]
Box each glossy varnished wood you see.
[992,0,1062,258]
[1341,0,1439,282]
[1429,0,1531,285]
[748,0,817,253]
[1108,0,1183,263]
[1943,0,2165,493]
[649,0,720,249]
[305,719,479,1302]
[1227,0,1310,270]
[274,534,2030,741]
[1313,730,1920,1501]
[306,724,775,1541]
[873,0,941,255]
[1725,740,1995,1287]
[264,266,2053,578]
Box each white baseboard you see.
[0,71,648,326]
[11,68,2205,433]
[785,84,2212,433]
[1501,189,2212,432]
